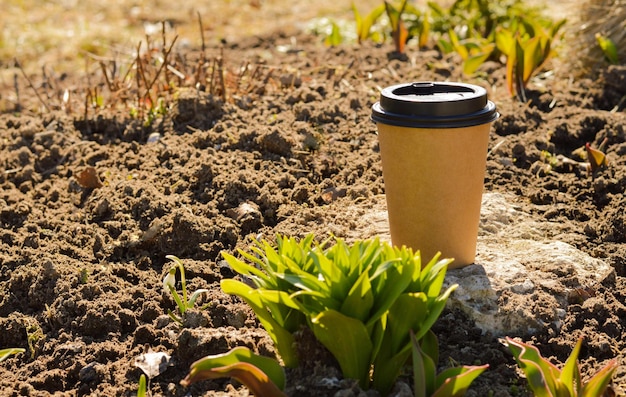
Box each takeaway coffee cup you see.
[372,82,499,268]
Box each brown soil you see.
[1,13,626,397]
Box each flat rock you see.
[361,192,613,337]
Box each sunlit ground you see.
[1,0,382,72]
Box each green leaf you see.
[137,374,147,397]
[388,292,429,353]
[311,309,373,388]
[560,337,582,396]
[221,279,299,367]
[181,346,285,391]
[437,38,455,54]
[0,348,25,362]
[187,288,209,309]
[181,358,286,396]
[506,337,561,396]
[354,3,386,43]
[372,342,413,395]
[222,251,269,284]
[167,284,186,316]
[463,45,494,75]
[412,332,427,397]
[415,285,457,341]
[595,33,618,64]
[432,365,489,397]
[340,270,375,322]
[420,329,439,362]
[411,330,438,397]
[365,259,414,329]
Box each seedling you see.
[411,331,488,397]
[352,2,386,44]
[163,255,209,325]
[324,21,343,47]
[0,348,25,362]
[137,374,147,397]
[384,0,410,54]
[437,28,495,75]
[180,346,286,397]
[585,140,608,175]
[496,18,566,101]
[595,33,619,65]
[221,234,457,395]
[506,337,618,396]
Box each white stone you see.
[354,192,612,337]
[444,192,612,336]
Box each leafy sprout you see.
[221,234,457,395]
[506,337,618,397]
[180,346,286,397]
[411,331,488,397]
[496,18,566,101]
[163,255,209,325]
[137,374,147,397]
[384,0,410,54]
[352,2,386,44]
[0,348,25,363]
[585,139,609,176]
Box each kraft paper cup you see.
[372,82,499,268]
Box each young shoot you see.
[0,348,25,362]
[163,255,209,325]
[506,337,618,396]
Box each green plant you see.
[221,234,457,395]
[137,374,147,397]
[411,331,488,397]
[404,6,432,49]
[352,2,386,44]
[496,18,566,102]
[506,337,618,396]
[384,0,410,54]
[437,28,495,75]
[0,348,25,362]
[180,346,286,397]
[595,33,619,65]
[324,21,343,47]
[163,255,209,325]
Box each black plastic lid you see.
[371,82,499,128]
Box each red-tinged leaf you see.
[506,337,561,396]
[396,20,409,53]
[181,362,286,397]
[560,337,582,396]
[180,346,285,393]
[585,142,608,172]
[505,43,516,96]
[581,359,619,397]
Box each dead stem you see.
[13,73,21,112]
[15,58,51,112]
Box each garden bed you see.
[1,3,626,396]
